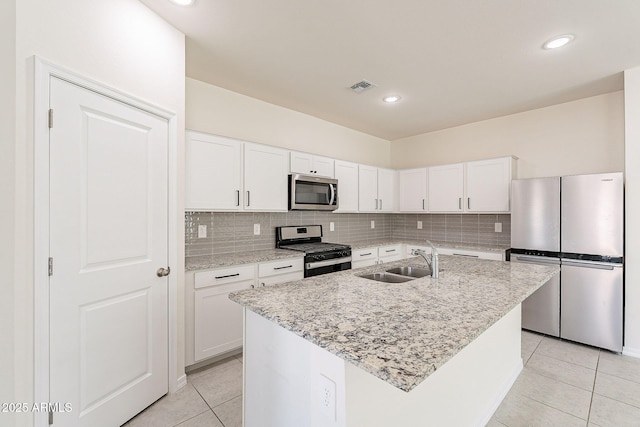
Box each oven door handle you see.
[306,256,352,270]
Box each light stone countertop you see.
[345,238,510,253]
[229,255,558,392]
[186,240,509,271]
[185,249,304,271]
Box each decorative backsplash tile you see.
[185,212,511,257]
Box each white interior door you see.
[49,77,169,427]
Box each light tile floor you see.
[125,332,640,426]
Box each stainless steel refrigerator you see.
[511,172,624,352]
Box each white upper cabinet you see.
[290,151,335,178]
[185,131,242,211]
[358,165,396,212]
[358,165,378,212]
[398,168,428,212]
[428,163,465,212]
[428,157,516,213]
[377,168,396,212]
[334,160,359,212]
[244,143,289,211]
[465,157,514,212]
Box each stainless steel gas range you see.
[275,225,351,277]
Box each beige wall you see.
[12,1,185,424]
[625,67,640,355]
[186,78,392,168]
[390,92,625,179]
[0,0,16,422]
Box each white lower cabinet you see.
[194,278,254,362]
[352,244,403,269]
[257,258,304,287]
[189,258,303,365]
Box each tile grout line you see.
[585,351,601,426]
[188,381,226,427]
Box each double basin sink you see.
[359,266,431,283]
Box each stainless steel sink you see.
[358,272,413,283]
[385,266,431,278]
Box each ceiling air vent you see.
[349,80,376,93]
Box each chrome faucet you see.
[411,240,439,278]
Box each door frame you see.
[33,57,182,427]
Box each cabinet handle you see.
[380,199,383,210]
[459,198,462,210]
[468,197,470,209]
[422,199,425,210]
[246,191,250,207]
[361,253,372,256]
[273,265,293,270]
[236,190,240,207]
[261,282,266,287]
[250,284,255,288]
[215,273,240,279]
[385,249,396,253]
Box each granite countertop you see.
[346,238,510,253]
[186,240,509,271]
[185,249,304,271]
[229,255,558,392]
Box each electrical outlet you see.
[254,224,261,235]
[318,374,336,421]
[417,221,423,230]
[329,222,335,232]
[495,222,502,233]
[197,225,207,238]
[370,220,375,229]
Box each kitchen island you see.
[229,255,559,426]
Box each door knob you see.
[156,267,171,277]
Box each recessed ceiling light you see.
[383,95,401,103]
[169,0,195,6]
[543,34,575,50]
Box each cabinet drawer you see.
[194,264,256,289]
[258,271,304,287]
[436,247,504,261]
[258,258,304,278]
[378,244,402,258]
[352,248,377,262]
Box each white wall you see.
[0,1,16,424]
[390,92,625,179]
[12,1,185,425]
[186,78,392,168]
[625,67,640,355]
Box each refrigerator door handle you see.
[561,260,617,270]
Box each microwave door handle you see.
[329,184,335,205]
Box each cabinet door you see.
[289,151,314,175]
[378,244,403,261]
[244,143,289,211]
[466,157,512,212]
[185,131,242,211]
[398,168,428,212]
[358,165,379,212]
[194,280,254,362]
[334,160,359,212]
[312,155,335,178]
[428,163,464,212]
[377,168,396,212]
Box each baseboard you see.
[174,374,188,392]
[623,346,640,359]
[477,358,523,427]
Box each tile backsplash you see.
[185,212,510,257]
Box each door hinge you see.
[48,109,53,128]
[49,410,53,425]
[48,257,53,276]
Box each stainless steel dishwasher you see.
[511,253,561,337]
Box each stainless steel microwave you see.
[288,174,338,211]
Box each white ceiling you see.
[140,0,640,140]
